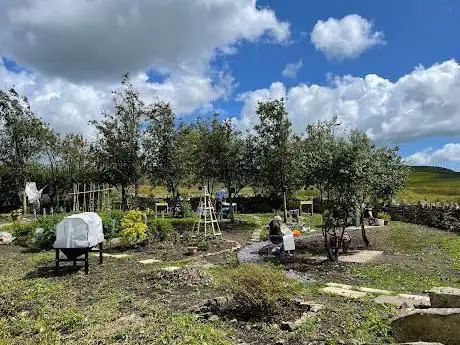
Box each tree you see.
[300,122,408,260]
[213,119,256,221]
[91,74,145,210]
[254,99,299,221]
[0,88,51,211]
[144,101,186,214]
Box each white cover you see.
[283,234,295,251]
[25,182,46,204]
[54,212,104,249]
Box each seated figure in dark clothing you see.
[269,215,284,254]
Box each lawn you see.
[1,216,459,345]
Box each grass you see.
[350,222,460,292]
[1,216,459,344]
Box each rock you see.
[280,321,297,331]
[429,287,460,308]
[0,231,13,244]
[358,287,392,295]
[275,340,287,345]
[375,295,430,308]
[229,318,237,324]
[208,315,219,322]
[392,308,460,345]
[162,266,181,272]
[398,294,431,306]
[321,286,367,299]
[244,324,251,331]
[138,258,161,264]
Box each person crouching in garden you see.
[269,215,284,256]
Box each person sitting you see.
[269,215,284,255]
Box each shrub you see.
[197,239,209,251]
[148,218,177,242]
[181,200,193,218]
[377,212,391,221]
[215,264,294,318]
[120,210,148,246]
[99,210,125,239]
[3,222,35,245]
[30,214,67,251]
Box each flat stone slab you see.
[321,286,367,299]
[326,282,353,289]
[162,266,181,272]
[375,295,430,308]
[398,294,431,305]
[138,259,161,264]
[308,250,383,264]
[101,253,131,258]
[392,308,460,345]
[429,287,460,308]
[339,250,384,263]
[359,287,392,295]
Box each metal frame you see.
[55,242,103,275]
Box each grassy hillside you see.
[399,166,460,203]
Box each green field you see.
[399,166,460,203]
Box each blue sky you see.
[1,0,460,169]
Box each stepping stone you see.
[162,266,181,272]
[308,250,383,264]
[326,282,353,290]
[398,294,431,305]
[338,250,384,263]
[374,295,430,308]
[102,253,131,258]
[359,287,392,295]
[321,286,367,299]
[138,259,161,264]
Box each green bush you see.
[120,210,148,246]
[181,200,193,218]
[3,222,35,245]
[197,239,209,251]
[377,212,391,221]
[148,218,177,242]
[215,264,294,318]
[98,210,125,239]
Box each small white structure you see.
[53,212,104,274]
[54,212,104,249]
[0,231,13,244]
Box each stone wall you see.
[385,203,460,233]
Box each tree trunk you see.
[228,192,235,222]
[283,190,288,223]
[360,210,370,247]
[121,185,127,211]
[172,190,179,217]
[134,183,139,209]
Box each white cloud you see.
[282,60,303,78]
[405,144,460,166]
[0,59,234,135]
[237,59,460,144]
[311,14,385,60]
[0,0,287,135]
[0,0,289,82]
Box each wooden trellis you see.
[192,187,222,239]
[69,183,114,213]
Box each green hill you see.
[399,166,460,203]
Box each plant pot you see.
[11,214,20,222]
[187,246,197,256]
[376,218,385,226]
[384,220,389,226]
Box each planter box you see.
[187,246,197,256]
[376,218,385,226]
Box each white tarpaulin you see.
[25,182,45,204]
[54,212,104,249]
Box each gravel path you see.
[237,240,270,264]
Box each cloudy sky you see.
[1,0,460,169]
